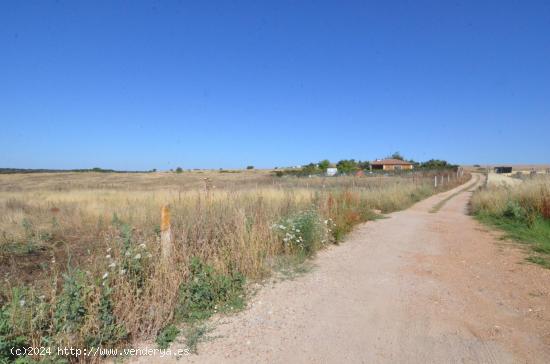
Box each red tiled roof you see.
[371,158,413,166]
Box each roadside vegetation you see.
[0,170,469,362]
[471,177,550,268]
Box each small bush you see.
[272,209,333,256]
[503,200,525,220]
[175,258,245,322]
[54,270,88,335]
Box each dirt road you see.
[139,174,550,363]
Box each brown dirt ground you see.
[131,174,550,363]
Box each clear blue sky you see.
[1,1,549,170]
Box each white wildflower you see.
[19,299,25,307]
[134,253,141,260]
[139,243,146,249]
[105,254,111,259]
[109,262,116,268]
[102,272,109,279]
[119,269,126,275]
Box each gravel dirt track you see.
[135,174,550,363]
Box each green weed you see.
[175,258,245,322]
[155,324,180,349]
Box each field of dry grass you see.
[486,172,522,187]
[0,170,469,361]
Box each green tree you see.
[246,165,254,170]
[175,167,183,173]
[419,159,457,170]
[336,159,359,174]
[300,163,319,175]
[390,152,404,160]
[357,160,370,170]
[318,159,330,171]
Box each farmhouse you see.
[371,158,414,171]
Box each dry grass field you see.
[0,170,469,361]
[486,172,522,187]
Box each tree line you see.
[274,152,458,177]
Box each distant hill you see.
[0,167,153,174]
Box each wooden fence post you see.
[161,205,172,261]
[434,175,438,188]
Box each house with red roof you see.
[371,158,414,171]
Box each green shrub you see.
[0,299,30,363]
[175,258,245,322]
[0,287,64,364]
[1,273,127,363]
[503,200,525,220]
[272,209,332,256]
[54,271,88,335]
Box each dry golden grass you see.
[471,176,550,217]
[0,170,469,359]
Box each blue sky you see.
[1,1,549,170]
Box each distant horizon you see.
[2,161,550,172]
[2,1,549,169]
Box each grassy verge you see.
[471,177,550,268]
[475,213,550,268]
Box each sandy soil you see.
[133,174,550,363]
